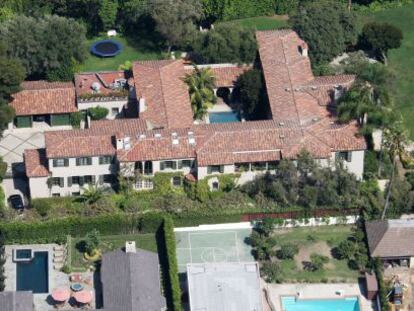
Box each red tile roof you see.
[11,81,77,116]
[133,60,194,129]
[75,71,129,96]
[184,64,252,88]
[24,149,49,177]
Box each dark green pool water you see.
[16,251,49,293]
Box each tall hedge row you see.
[160,217,182,311]
[0,213,164,244]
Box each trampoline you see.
[90,40,122,57]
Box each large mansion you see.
[12,30,366,198]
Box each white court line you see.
[188,231,236,236]
[234,231,240,262]
[187,232,193,263]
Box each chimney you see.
[116,132,124,150]
[139,98,147,113]
[172,132,179,145]
[125,241,136,253]
[300,42,308,57]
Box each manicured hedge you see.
[0,213,164,244]
[373,257,390,311]
[159,217,182,311]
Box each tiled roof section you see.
[366,219,414,258]
[89,118,148,135]
[304,75,356,87]
[184,64,252,87]
[256,30,314,124]
[45,130,115,158]
[75,71,129,96]
[24,149,49,178]
[11,81,76,116]
[0,291,34,311]
[133,59,193,129]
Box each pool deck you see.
[4,244,95,310]
[264,282,376,311]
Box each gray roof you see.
[187,262,263,311]
[101,248,166,311]
[366,219,414,258]
[0,291,33,311]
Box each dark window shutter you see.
[178,160,183,169]
[160,162,165,171]
[76,158,80,166]
[67,177,72,187]
[91,175,96,184]
[99,175,104,184]
[346,152,352,162]
[53,159,57,167]
[64,158,69,167]
[87,157,92,165]
[219,165,224,173]
[207,166,212,174]
[99,157,103,165]
[172,161,177,169]
[59,177,64,187]
[79,176,84,186]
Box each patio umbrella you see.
[51,287,71,302]
[73,290,93,304]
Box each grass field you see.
[367,5,414,138]
[70,233,157,270]
[273,226,360,282]
[80,35,164,72]
[219,15,288,31]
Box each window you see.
[70,176,80,185]
[251,162,267,171]
[102,174,114,184]
[52,193,61,197]
[336,151,352,162]
[99,156,113,165]
[53,158,69,167]
[267,161,279,170]
[136,179,153,189]
[51,177,64,187]
[207,165,224,174]
[160,161,177,170]
[112,107,120,115]
[83,175,94,185]
[76,157,92,166]
[179,160,193,169]
[70,175,95,186]
[235,163,250,172]
[72,192,80,196]
[172,176,182,187]
[212,181,219,191]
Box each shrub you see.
[70,111,85,128]
[309,253,329,271]
[88,106,108,120]
[277,243,299,260]
[261,261,284,283]
[373,257,391,311]
[31,199,53,217]
[0,157,7,181]
[83,229,101,255]
[335,240,358,260]
[161,217,182,311]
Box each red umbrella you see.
[51,287,71,302]
[73,290,93,304]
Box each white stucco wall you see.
[342,150,364,180]
[28,177,50,199]
[77,99,127,119]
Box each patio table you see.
[71,283,84,292]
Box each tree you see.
[151,0,202,52]
[191,24,257,64]
[80,185,103,205]
[291,0,358,65]
[336,240,358,259]
[360,22,403,65]
[99,0,119,30]
[0,15,87,78]
[183,65,216,120]
[235,69,267,120]
[84,229,101,256]
[261,261,284,283]
[382,123,407,220]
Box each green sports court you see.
[175,227,255,273]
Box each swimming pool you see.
[281,296,360,311]
[16,251,49,294]
[209,111,240,123]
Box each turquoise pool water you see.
[281,296,360,311]
[16,251,49,293]
[209,111,240,123]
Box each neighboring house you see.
[74,71,132,120]
[365,219,414,267]
[9,81,76,129]
[186,262,263,311]
[0,291,34,311]
[100,242,166,311]
[23,30,366,198]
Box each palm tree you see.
[80,185,103,205]
[183,65,216,120]
[381,123,407,220]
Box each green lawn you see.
[219,15,289,31]
[80,35,165,72]
[70,233,158,270]
[273,225,360,282]
[367,5,414,138]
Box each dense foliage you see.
[0,234,5,291]
[234,69,268,120]
[190,24,257,64]
[291,0,358,65]
[0,15,86,79]
[88,107,109,120]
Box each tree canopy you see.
[291,0,358,65]
[0,15,86,79]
